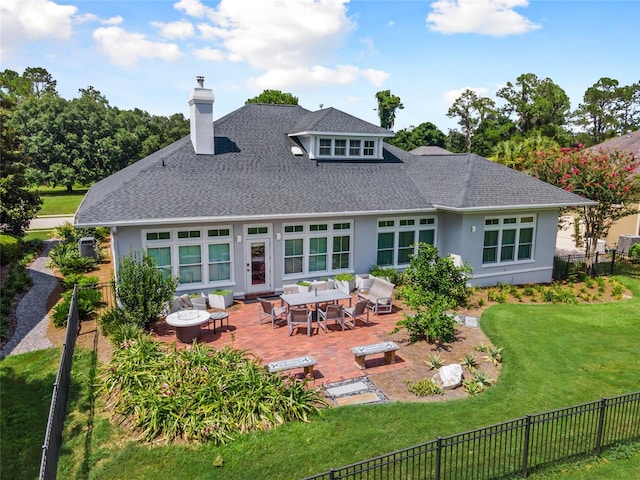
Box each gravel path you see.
[0,240,58,358]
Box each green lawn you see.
[2,278,639,480]
[36,186,87,216]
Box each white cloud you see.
[193,46,226,61]
[1,0,76,58]
[442,86,490,104]
[248,64,388,90]
[359,37,378,57]
[102,16,124,26]
[176,0,386,88]
[93,27,181,67]
[426,0,541,36]
[152,19,195,39]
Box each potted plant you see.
[189,292,208,310]
[356,273,374,291]
[208,289,234,309]
[296,280,311,293]
[334,273,355,294]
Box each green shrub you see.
[0,234,21,265]
[392,294,456,344]
[52,288,104,327]
[484,345,504,365]
[522,284,535,296]
[369,265,402,285]
[47,242,96,275]
[115,249,178,329]
[426,354,445,370]
[408,378,443,396]
[629,243,640,262]
[460,353,478,370]
[101,338,326,444]
[333,273,354,281]
[61,274,100,291]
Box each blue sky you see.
[2,0,638,132]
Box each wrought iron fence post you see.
[595,397,608,455]
[435,436,442,480]
[610,249,617,275]
[522,415,531,478]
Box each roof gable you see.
[288,107,392,136]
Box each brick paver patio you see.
[151,294,412,385]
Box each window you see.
[284,238,304,274]
[147,246,171,277]
[247,226,268,235]
[179,245,202,284]
[143,226,233,287]
[283,221,352,275]
[376,216,437,266]
[483,215,536,265]
[316,138,378,158]
[208,229,232,282]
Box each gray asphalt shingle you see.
[76,103,593,226]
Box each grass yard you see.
[36,186,87,216]
[3,278,639,479]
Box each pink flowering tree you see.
[530,146,640,258]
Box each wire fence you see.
[303,392,640,480]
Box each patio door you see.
[245,238,272,294]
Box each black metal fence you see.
[38,281,114,480]
[38,285,80,480]
[303,392,640,480]
[553,250,640,281]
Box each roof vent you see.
[291,146,304,156]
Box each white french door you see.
[245,238,272,294]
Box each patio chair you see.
[343,299,369,328]
[318,304,346,331]
[282,284,298,294]
[258,298,287,329]
[287,307,313,336]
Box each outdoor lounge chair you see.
[287,307,313,336]
[258,298,287,329]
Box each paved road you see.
[29,215,75,230]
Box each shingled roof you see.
[75,103,593,227]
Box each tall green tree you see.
[246,89,299,105]
[446,89,496,152]
[0,106,41,235]
[529,146,640,258]
[375,90,404,129]
[497,73,571,139]
[388,122,446,151]
[573,78,640,144]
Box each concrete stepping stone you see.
[336,392,381,406]
[325,381,369,397]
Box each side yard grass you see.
[2,277,638,479]
[36,186,87,216]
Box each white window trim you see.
[141,226,235,288]
[282,220,353,277]
[376,216,438,267]
[482,214,536,266]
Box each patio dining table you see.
[280,288,352,312]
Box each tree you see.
[573,78,640,144]
[529,146,640,258]
[497,73,570,138]
[393,244,472,344]
[246,89,299,105]
[387,122,446,151]
[375,90,404,129]
[114,249,179,328]
[491,135,559,172]
[23,67,58,98]
[446,89,496,153]
[0,104,42,235]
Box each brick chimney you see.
[188,76,215,155]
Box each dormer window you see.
[317,137,377,158]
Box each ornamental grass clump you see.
[101,335,326,444]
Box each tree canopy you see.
[528,146,640,257]
[375,90,404,130]
[4,67,189,192]
[245,89,299,105]
[387,122,446,151]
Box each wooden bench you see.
[267,356,317,376]
[351,341,399,370]
[357,277,395,314]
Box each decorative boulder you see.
[432,364,463,390]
